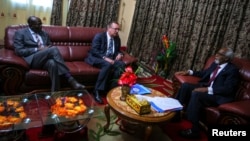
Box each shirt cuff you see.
[208,87,213,95]
[188,70,193,75]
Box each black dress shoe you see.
[93,90,103,104]
[179,129,200,139]
[68,77,85,89]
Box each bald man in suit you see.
[13,16,85,92]
[175,47,240,139]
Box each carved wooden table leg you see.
[144,125,152,141]
[103,104,110,132]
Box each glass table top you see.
[0,89,99,132]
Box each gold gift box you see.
[126,94,151,115]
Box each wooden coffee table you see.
[104,87,176,141]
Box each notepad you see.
[149,97,183,112]
[135,95,183,113]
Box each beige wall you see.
[117,0,136,46]
[62,0,69,26]
[0,0,136,46]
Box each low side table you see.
[104,87,176,141]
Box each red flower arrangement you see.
[153,34,176,78]
[118,66,137,87]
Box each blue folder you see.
[130,83,151,95]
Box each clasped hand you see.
[193,87,208,93]
[38,45,52,51]
[115,53,123,61]
[104,54,123,65]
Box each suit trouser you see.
[91,58,125,91]
[176,83,219,130]
[30,47,69,91]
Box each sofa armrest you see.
[0,48,30,95]
[204,107,221,125]
[218,100,250,120]
[174,74,201,84]
[0,49,29,70]
[172,74,201,96]
[121,51,138,65]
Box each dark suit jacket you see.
[193,62,239,103]
[86,32,122,65]
[13,28,51,65]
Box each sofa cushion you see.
[65,62,100,75]
[25,61,100,85]
[57,46,91,61]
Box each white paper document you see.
[135,95,183,112]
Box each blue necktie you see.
[106,38,113,58]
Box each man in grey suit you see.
[85,21,125,104]
[13,16,85,92]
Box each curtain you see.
[50,0,63,25]
[127,0,250,79]
[66,0,120,27]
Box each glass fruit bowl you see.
[0,95,30,130]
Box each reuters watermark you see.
[208,125,249,140]
[212,129,246,136]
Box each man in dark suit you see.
[174,47,239,139]
[13,16,85,92]
[85,21,125,104]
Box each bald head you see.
[27,16,42,33]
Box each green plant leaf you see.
[95,123,105,135]
[106,130,121,136]
[88,129,98,141]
